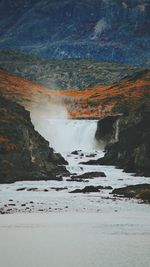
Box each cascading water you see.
[35,119,98,153]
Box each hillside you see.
[0,69,54,107]
[0,0,149,66]
[58,69,150,117]
[0,50,139,89]
[0,68,149,118]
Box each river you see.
[0,119,150,267]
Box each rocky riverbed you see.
[0,149,150,214]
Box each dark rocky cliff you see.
[0,0,149,66]
[96,112,150,176]
[0,95,68,183]
[95,115,121,145]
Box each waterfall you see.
[36,119,98,153]
[114,119,120,142]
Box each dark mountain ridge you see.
[0,0,149,65]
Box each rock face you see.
[0,95,68,183]
[0,0,149,66]
[97,112,150,176]
[95,115,121,145]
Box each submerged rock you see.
[80,159,101,165]
[71,150,81,155]
[27,188,38,192]
[86,153,96,158]
[0,95,69,183]
[66,178,88,183]
[50,187,68,191]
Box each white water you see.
[36,119,99,153]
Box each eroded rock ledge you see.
[0,96,69,183]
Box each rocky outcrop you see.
[0,95,69,183]
[97,111,150,176]
[112,184,150,203]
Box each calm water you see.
[0,212,150,267]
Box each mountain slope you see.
[0,0,150,65]
[58,69,150,117]
[0,68,149,118]
[0,50,139,89]
[0,69,53,107]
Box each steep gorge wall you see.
[0,95,68,183]
[96,112,150,176]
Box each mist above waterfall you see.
[30,97,98,153]
[30,94,69,120]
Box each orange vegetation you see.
[57,70,150,117]
[0,135,17,151]
[0,135,9,142]
[0,69,150,118]
[0,69,54,104]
